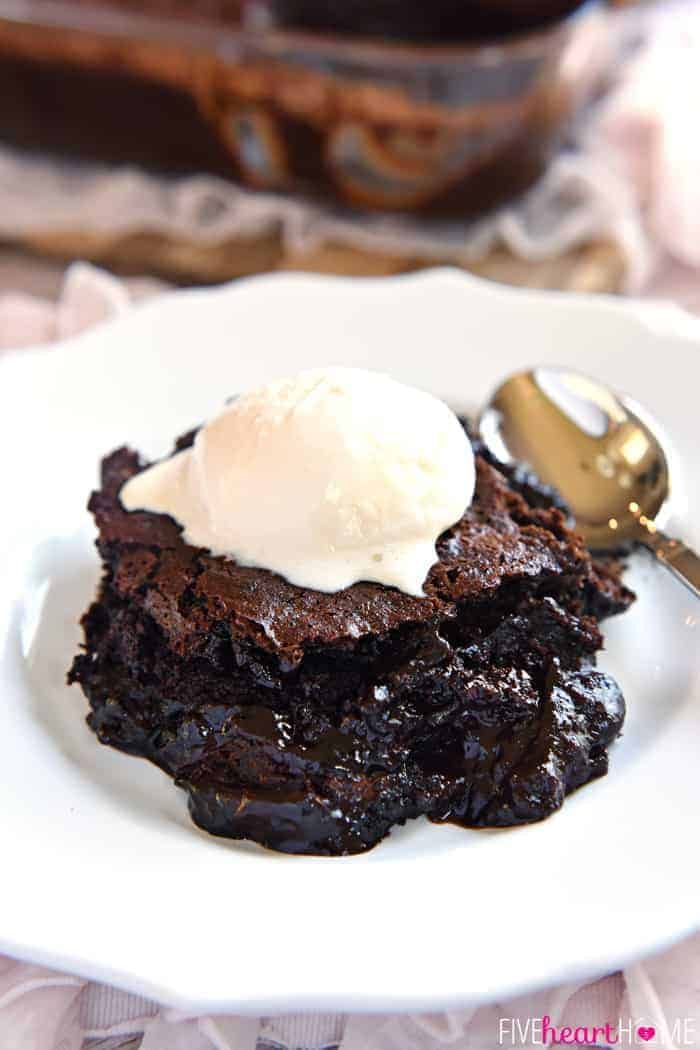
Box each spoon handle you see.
[641,530,700,599]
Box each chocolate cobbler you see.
[69,422,633,855]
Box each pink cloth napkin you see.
[585,0,700,309]
[0,926,699,1049]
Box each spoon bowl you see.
[478,367,699,597]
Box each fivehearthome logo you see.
[498,1015,698,1046]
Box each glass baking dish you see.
[0,0,607,214]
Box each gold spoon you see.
[478,367,700,598]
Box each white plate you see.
[0,270,698,1015]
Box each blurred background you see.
[0,0,697,345]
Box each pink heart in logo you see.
[638,1027,656,1042]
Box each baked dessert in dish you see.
[1,0,603,215]
[69,402,633,855]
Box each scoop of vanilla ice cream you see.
[120,367,475,596]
